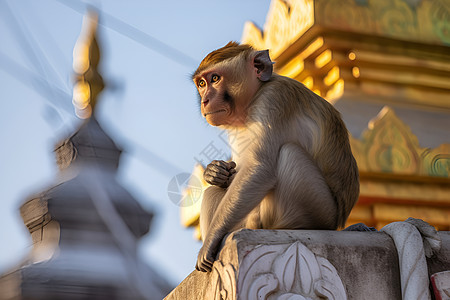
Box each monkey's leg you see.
[266,143,337,230]
[200,186,226,241]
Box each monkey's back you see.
[252,74,360,228]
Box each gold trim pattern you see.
[242,0,450,59]
[351,106,450,178]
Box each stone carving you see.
[381,218,442,300]
[206,262,237,300]
[236,241,347,299]
[206,241,347,299]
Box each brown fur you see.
[250,74,359,228]
[193,42,253,79]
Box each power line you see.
[1,1,70,95]
[0,51,73,116]
[0,0,73,126]
[25,0,72,92]
[56,0,198,68]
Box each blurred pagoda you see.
[0,10,171,299]
[182,0,450,236]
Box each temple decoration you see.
[352,106,449,177]
[242,0,450,56]
[72,11,104,119]
[242,0,450,104]
[348,106,450,229]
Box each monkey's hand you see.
[203,160,236,189]
[196,235,222,272]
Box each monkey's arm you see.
[196,129,278,272]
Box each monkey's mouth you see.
[204,109,226,117]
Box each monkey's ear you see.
[253,50,273,82]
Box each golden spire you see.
[72,10,104,119]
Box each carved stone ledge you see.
[166,228,450,299]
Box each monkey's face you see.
[194,68,230,126]
[194,62,260,127]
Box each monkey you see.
[193,42,359,272]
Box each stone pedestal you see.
[166,229,450,299]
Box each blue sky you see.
[0,0,271,285]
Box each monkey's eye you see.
[211,74,220,83]
[198,79,206,88]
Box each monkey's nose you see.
[202,99,209,107]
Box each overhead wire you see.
[1,1,71,98]
[0,1,73,124]
[56,0,198,68]
[0,51,73,117]
[24,0,73,92]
